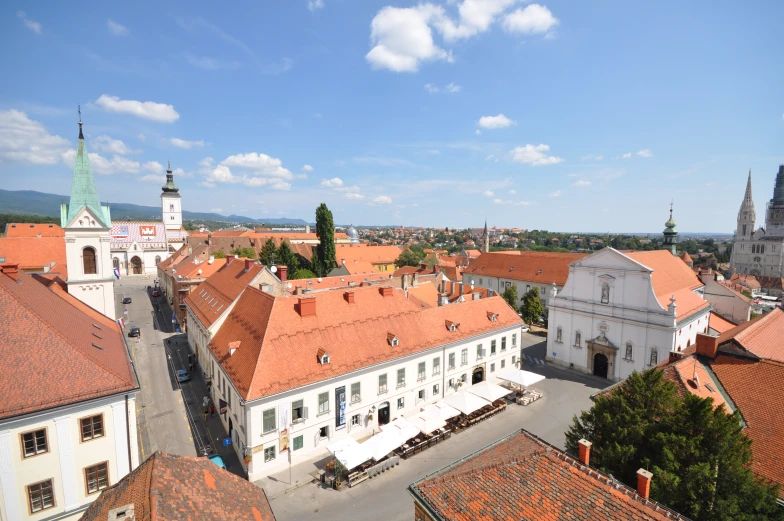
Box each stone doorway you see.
[587,334,617,381]
[131,256,143,275]
[472,366,485,385]
[593,353,609,379]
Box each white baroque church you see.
[729,166,784,277]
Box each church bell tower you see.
[736,170,756,241]
[161,161,182,233]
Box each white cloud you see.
[139,174,164,183]
[321,177,344,188]
[434,0,517,41]
[61,148,142,176]
[308,0,324,11]
[94,135,140,155]
[445,82,461,93]
[107,19,129,36]
[503,4,558,35]
[170,137,205,149]
[95,94,179,123]
[622,152,632,159]
[637,149,653,158]
[200,152,294,190]
[345,192,365,200]
[478,114,515,129]
[424,83,440,93]
[475,129,482,135]
[366,5,452,73]
[221,153,293,178]
[17,11,41,34]
[509,144,563,166]
[302,164,314,172]
[373,195,393,204]
[483,190,494,197]
[137,133,146,142]
[142,161,164,174]
[494,198,536,206]
[549,190,562,197]
[0,110,71,165]
[572,179,591,187]
[509,189,516,195]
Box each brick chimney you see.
[278,265,288,282]
[637,468,653,499]
[244,259,253,271]
[298,296,316,317]
[1,264,20,281]
[577,439,591,466]
[380,286,393,298]
[226,254,235,264]
[695,333,719,359]
[344,291,355,304]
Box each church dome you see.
[347,225,360,244]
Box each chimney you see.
[344,291,355,304]
[695,333,719,359]
[298,296,316,317]
[1,264,20,281]
[380,286,393,298]
[460,282,465,296]
[636,468,653,499]
[577,439,591,466]
[668,350,683,364]
[188,246,193,255]
[279,265,288,282]
[305,224,311,234]
[420,263,428,270]
[226,254,235,264]
[472,292,481,300]
[412,273,419,287]
[244,259,253,271]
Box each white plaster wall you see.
[112,249,168,276]
[161,194,182,231]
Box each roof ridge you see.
[244,288,277,398]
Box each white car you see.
[521,327,530,333]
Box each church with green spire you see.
[662,204,678,255]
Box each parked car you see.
[128,327,141,338]
[206,454,226,469]
[176,369,191,383]
[122,297,132,304]
[151,290,161,297]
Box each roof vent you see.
[538,269,542,274]
[108,504,136,521]
[387,333,399,346]
[317,348,330,364]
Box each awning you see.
[407,413,447,434]
[442,391,491,415]
[423,402,462,421]
[496,368,546,388]
[360,429,406,461]
[466,381,511,402]
[380,417,420,440]
[326,437,371,470]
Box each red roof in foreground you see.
[0,268,137,420]
[0,236,67,277]
[80,451,276,521]
[411,429,685,521]
[717,308,784,362]
[464,251,587,286]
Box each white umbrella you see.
[423,402,462,420]
[380,417,420,440]
[496,368,545,388]
[442,391,491,415]
[408,413,447,434]
[466,381,511,402]
[327,436,371,470]
[360,429,406,461]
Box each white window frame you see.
[264,445,276,463]
[461,348,468,366]
[351,382,361,404]
[378,373,388,394]
[433,356,441,375]
[448,352,455,370]
[397,397,405,410]
[397,368,406,388]
[417,362,426,381]
[317,392,329,416]
[262,408,276,434]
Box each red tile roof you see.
[0,236,67,277]
[335,244,403,266]
[208,286,521,401]
[661,354,732,412]
[730,273,762,290]
[341,259,378,275]
[3,223,64,237]
[709,311,736,334]
[411,429,684,521]
[464,251,587,286]
[717,308,784,362]
[185,260,265,329]
[285,272,391,293]
[0,268,137,420]
[80,451,276,521]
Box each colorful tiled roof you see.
[464,251,587,286]
[0,267,137,420]
[3,223,64,237]
[411,429,685,521]
[0,236,67,277]
[110,221,167,246]
[208,285,521,401]
[185,259,264,330]
[730,273,761,290]
[717,308,784,362]
[80,451,276,521]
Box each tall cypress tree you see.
[313,203,336,277]
[276,240,299,273]
[259,238,278,266]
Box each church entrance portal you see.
[131,256,142,275]
[593,353,609,379]
[472,366,485,385]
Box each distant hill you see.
[0,189,309,226]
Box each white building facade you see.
[546,248,711,382]
[111,222,169,276]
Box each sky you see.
[1,1,782,232]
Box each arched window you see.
[155,255,161,265]
[649,347,658,366]
[556,326,563,343]
[574,331,581,348]
[625,342,633,361]
[83,247,97,275]
[112,257,119,269]
[133,244,138,251]
[687,339,691,347]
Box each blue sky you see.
[1,1,782,232]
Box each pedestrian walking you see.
[202,408,208,421]
[210,404,215,417]
[202,396,209,408]
[189,362,193,372]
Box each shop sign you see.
[335,386,346,428]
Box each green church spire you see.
[62,111,111,228]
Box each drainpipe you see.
[125,394,133,471]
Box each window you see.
[83,247,97,275]
[649,348,658,366]
[264,445,276,462]
[85,462,109,495]
[28,479,54,513]
[476,344,483,360]
[319,426,329,439]
[512,333,517,347]
[624,342,633,361]
[501,359,506,369]
[318,392,329,415]
[418,389,425,401]
[80,415,104,442]
[397,368,406,388]
[491,340,497,355]
[433,383,440,396]
[21,429,48,458]
[155,255,161,265]
[490,363,495,373]
[448,353,455,370]
[397,397,405,410]
[461,348,468,366]
[292,399,306,422]
[512,355,517,365]
[293,435,304,451]
[112,257,119,269]
[351,382,361,403]
[433,357,441,375]
[574,331,581,348]
[379,373,388,394]
[351,414,361,426]
[479,278,483,284]
[418,362,426,381]
[501,337,506,351]
[449,378,455,388]
[262,408,276,433]
[556,327,563,343]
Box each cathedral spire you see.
[63,114,111,228]
[772,164,784,203]
[162,160,179,193]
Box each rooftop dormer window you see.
[317,348,330,365]
[487,312,499,322]
[445,320,459,332]
[387,333,399,346]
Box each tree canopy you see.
[259,238,277,266]
[312,204,336,277]
[520,287,544,324]
[212,249,226,259]
[395,249,426,268]
[231,247,256,260]
[291,268,316,280]
[501,285,519,312]
[565,370,783,521]
[276,240,300,273]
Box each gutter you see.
[125,394,133,471]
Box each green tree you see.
[312,203,336,277]
[232,247,256,260]
[501,285,519,313]
[565,370,783,521]
[520,287,544,324]
[291,268,316,280]
[212,249,226,259]
[276,240,300,273]
[259,238,278,266]
[395,249,425,268]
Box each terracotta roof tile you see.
[0,268,137,420]
[80,451,276,521]
[0,236,67,277]
[718,308,784,362]
[464,251,587,286]
[341,259,378,275]
[335,244,403,266]
[661,354,732,412]
[185,260,264,329]
[708,311,736,334]
[3,223,64,237]
[285,272,391,293]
